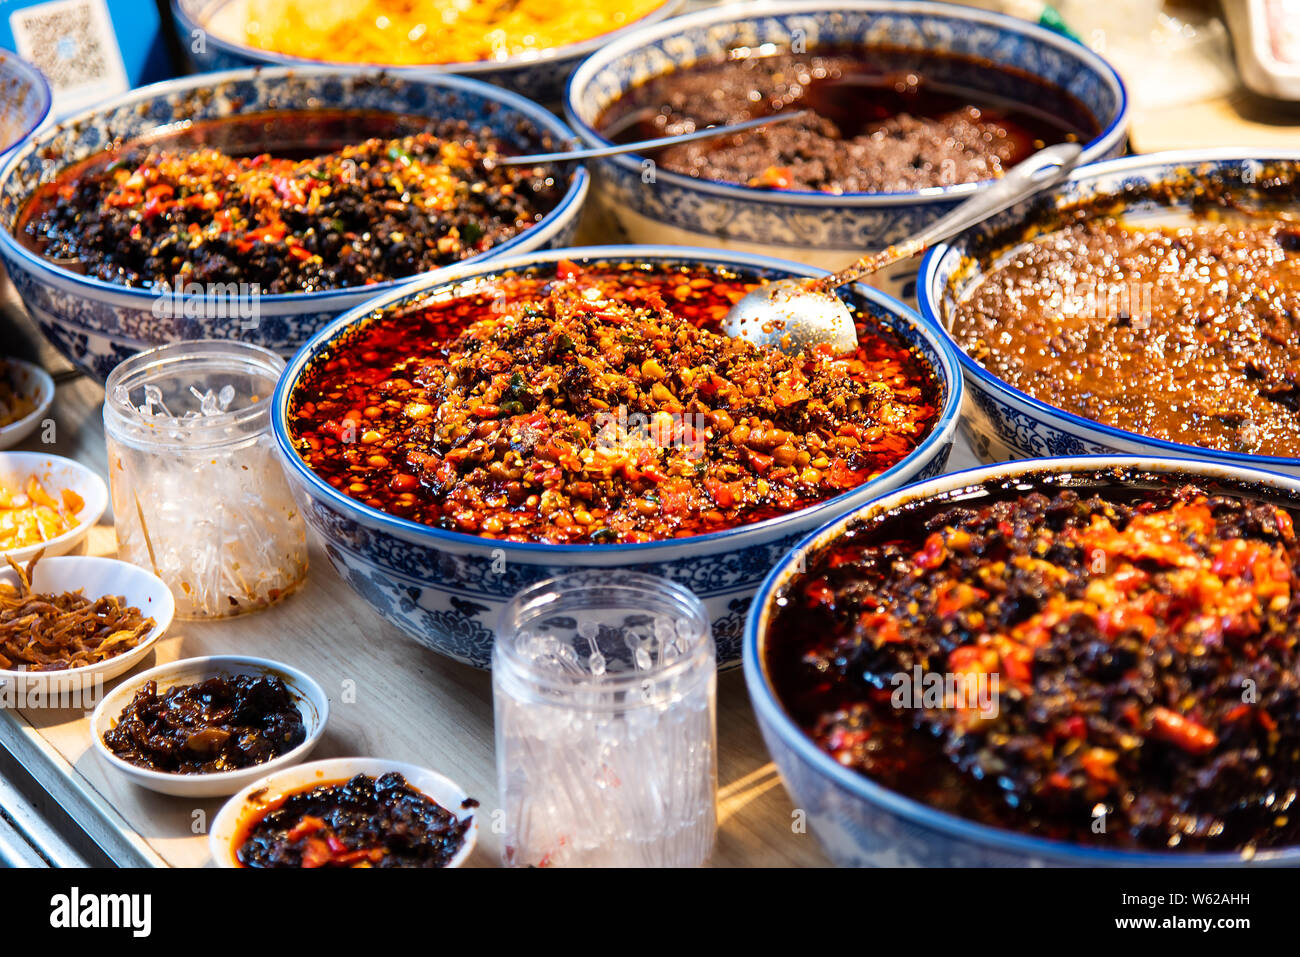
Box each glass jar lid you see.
[494,570,713,709]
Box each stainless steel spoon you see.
[721,141,1084,356]
[492,110,812,166]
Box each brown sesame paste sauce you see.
[949,166,1300,457]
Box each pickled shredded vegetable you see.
[0,476,83,551]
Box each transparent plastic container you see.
[103,340,308,619]
[494,570,717,867]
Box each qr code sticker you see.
[9,0,128,112]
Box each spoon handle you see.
[493,110,813,166]
[823,141,1084,290]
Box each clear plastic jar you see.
[103,340,308,619]
[494,570,717,867]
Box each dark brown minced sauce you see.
[103,675,306,774]
[596,47,1096,193]
[952,214,1300,457]
[235,772,471,868]
[767,471,1300,853]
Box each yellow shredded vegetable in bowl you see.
[236,0,670,65]
[0,476,84,552]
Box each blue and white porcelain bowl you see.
[271,245,963,670]
[564,0,1128,298]
[0,50,50,158]
[0,67,589,381]
[173,0,685,104]
[918,150,1300,476]
[745,455,1300,867]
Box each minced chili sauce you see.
[287,261,942,544]
[767,470,1300,853]
[20,111,564,293]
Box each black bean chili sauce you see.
[20,110,565,293]
[767,470,1300,852]
[103,675,306,774]
[235,772,471,868]
[287,261,941,543]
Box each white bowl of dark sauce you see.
[209,757,478,868]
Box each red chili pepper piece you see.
[299,837,332,868]
[1149,707,1218,754]
[285,814,326,842]
[331,847,386,865]
[747,165,796,189]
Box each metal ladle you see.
[491,110,812,166]
[720,142,1084,355]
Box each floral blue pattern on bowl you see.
[0,50,50,158]
[918,150,1300,476]
[172,0,685,104]
[271,245,963,670]
[564,0,1128,282]
[0,66,589,381]
[744,455,1300,867]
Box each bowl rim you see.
[563,0,1129,208]
[0,50,52,156]
[743,453,1300,866]
[917,147,1300,470]
[0,449,109,562]
[172,0,686,75]
[207,755,479,868]
[270,242,964,556]
[89,653,329,789]
[0,64,590,308]
[0,356,55,444]
[0,553,174,685]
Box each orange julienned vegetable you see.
[0,476,83,551]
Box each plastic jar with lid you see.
[103,340,308,619]
[493,570,717,867]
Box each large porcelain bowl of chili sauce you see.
[746,455,1300,867]
[564,0,1127,300]
[173,0,685,105]
[0,67,588,381]
[919,150,1300,476]
[272,245,962,669]
[0,50,50,159]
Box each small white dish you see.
[91,655,329,798]
[209,757,478,868]
[0,554,173,698]
[0,451,108,562]
[0,358,55,450]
